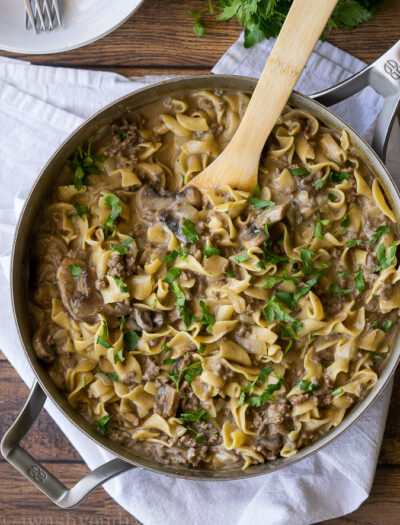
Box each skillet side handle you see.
[1,381,135,508]
[311,40,400,162]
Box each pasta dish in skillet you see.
[29,90,399,469]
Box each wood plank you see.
[1,0,399,70]
[0,460,140,524]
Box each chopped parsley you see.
[162,343,173,353]
[263,241,289,265]
[178,409,211,425]
[69,264,82,279]
[291,167,310,176]
[329,284,352,298]
[227,270,235,278]
[95,415,111,435]
[374,242,397,272]
[354,268,366,292]
[198,343,206,355]
[263,295,295,324]
[247,373,285,406]
[168,361,202,391]
[113,348,125,364]
[70,201,89,218]
[163,358,176,365]
[112,237,134,255]
[237,366,273,406]
[263,271,300,289]
[119,130,127,140]
[371,318,393,332]
[123,330,139,351]
[163,267,181,284]
[345,239,362,248]
[331,388,344,397]
[113,277,128,293]
[252,184,261,197]
[372,225,390,245]
[328,193,337,202]
[314,214,330,240]
[204,244,220,258]
[98,366,118,382]
[103,194,122,237]
[328,170,350,183]
[256,261,266,270]
[70,140,104,191]
[161,250,179,264]
[341,215,350,227]
[96,336,112,349]
[297,379,319,392]
[119,316,126,331]
[199,300,216,334]
[248,197,276,209]
[182,219,199,243]
[189,10,207,36]
[314,179,325,190]
[233,252,250,264]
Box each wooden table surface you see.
[1,0,400,523]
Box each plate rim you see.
[0,0,145,55]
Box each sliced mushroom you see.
[136,184,203,241]
[126,307,166,333]
[240,203,290,249]
[57,258,130,324]
[155,384,179,417]
[32,324,56,364]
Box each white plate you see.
[0,0,145,55]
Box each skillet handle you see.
[1,381,135,508]
[311,39,400,162]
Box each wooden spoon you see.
[187,0,338,193]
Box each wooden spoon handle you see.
[229,0,338,170]
[188,0,338,192]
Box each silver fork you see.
[24,0,61,33]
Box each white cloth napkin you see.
[1,34,399,525]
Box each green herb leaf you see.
[346,238,362,248]
[69,264,82,279]
[119,130,126,140]
[119,316,126,331]
[103,194,122,236]
[163,267,181,284]
[341,215,350,227]
[124,330,139,351]
[314,179,325,190]
[300,247,315,268]
[374,242,397,272]
[112,237,134,255]
[168,361,202,391]
[297,379,319,392]
[314,214,330,240]
[163,358,177,365]
[204,244,220,258]
[161,250,179,264]
[248,197,276,209]
[329,284,352,298]
[178,409,211,425]
[329,170,350,183]
[97,336,112,349]
[198,343,205,355]
[182,219,199,243]
[331,388,344,396]
[328,193,337,201]
[227,270,235,278]
[291,167,310,176]
[98,366,118,382]
[199,300,216,334]
[263,296,295,324]
[252,184,261,197]
[247,373,285,406]
[233,252,250,264]
[189,10,207,36]
[372,225,390,245]
[263,271,300,289]
[95,415,111,435]
[113,348,125,364]
[354,267,366,292]
[71,201,89,218]
[162,343,173,353]
[171,281,186,308]
[113,277,128,293]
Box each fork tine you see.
[24,0,38,33]
[34,0,46,31]
[42,0,53,30]
[52,0,62,27]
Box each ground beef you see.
[289,393,311,405]
[252,400,291,435]
[211,361,234,381]
[107,252,126,280]
[142,357,160,381]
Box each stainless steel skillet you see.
[1,40,400,508]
